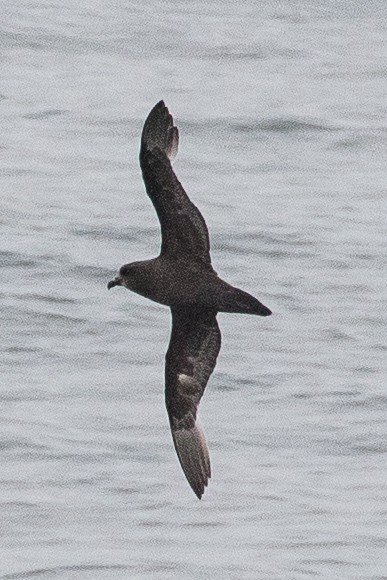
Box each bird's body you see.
[116,255,270,315]
[108,101,271,498]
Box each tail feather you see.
[171,419,211,499]
[220,287,272,316]
[141,100,179,161]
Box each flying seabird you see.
[108,101,271,499]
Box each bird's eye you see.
[120,265,132,277]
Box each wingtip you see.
[154,99,166,110]
[141,100,178,161]
[171,420,211,499]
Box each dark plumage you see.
[108,101,271,498]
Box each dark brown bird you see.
[108,101,271,499]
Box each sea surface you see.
[1,1,387,578]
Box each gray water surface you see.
[1,1,387,578]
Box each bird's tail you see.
[141,100,179,161]
[219,287,272,316]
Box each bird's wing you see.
[139,101,212,268]
[165,306,221,498]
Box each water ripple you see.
[2,565,130,580]
[22,109,68,120]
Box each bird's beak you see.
[107,276,122,290]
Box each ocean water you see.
[1,1,387,578]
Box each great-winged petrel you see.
[108,101,271,498]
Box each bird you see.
[108,101,271,499]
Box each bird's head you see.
[107,263,139,291]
